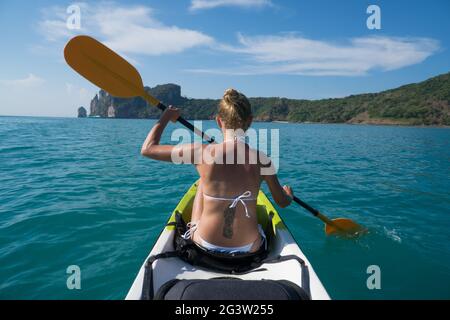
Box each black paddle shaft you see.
[156,102,215,144]
[293,196,320,217]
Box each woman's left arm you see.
[140,106,180,162]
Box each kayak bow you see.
[126,182,330,300]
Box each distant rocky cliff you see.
[88,72,450,125]
[90,84,187,118]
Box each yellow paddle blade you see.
[325,218,367,237]
[64,35,146,99]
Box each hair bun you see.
[218,88,252,130]
[224,88,238,97]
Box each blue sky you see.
[0,0,449,116]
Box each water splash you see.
[383,227,402,243]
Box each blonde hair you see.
[218,88,252,131]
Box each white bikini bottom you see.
[183,222,266,254]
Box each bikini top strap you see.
[203,191,255,218]
[229,191,252,218]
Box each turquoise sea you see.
[0,116,449,299]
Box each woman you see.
[141,88,293,253]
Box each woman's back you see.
[141,88,293,253]
[194,140,263,248]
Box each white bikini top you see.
[203,191,256,218]
[182,190,256,240]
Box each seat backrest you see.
[154,278,311,300]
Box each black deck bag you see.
[172,211,273,274]
[141,212,311,300]
[154,278,311,300]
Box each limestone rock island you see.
[77,106,87,118]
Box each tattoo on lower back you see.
[223,207,236,239]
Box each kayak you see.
[126,182,331,300]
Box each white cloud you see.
[190,0,273,11]
[65,83,90,99]
[39,19,73,42]
[38,2,213,56]
[36,2,439,77]
[103,26,213,56]
[188,34,440,76]
[0,74,45,87]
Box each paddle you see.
[64,35,214,143]
[64,35,364,237]
[293,196,365,236]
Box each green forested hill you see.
[89,72,450,125]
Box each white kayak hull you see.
[126,183,330,300]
